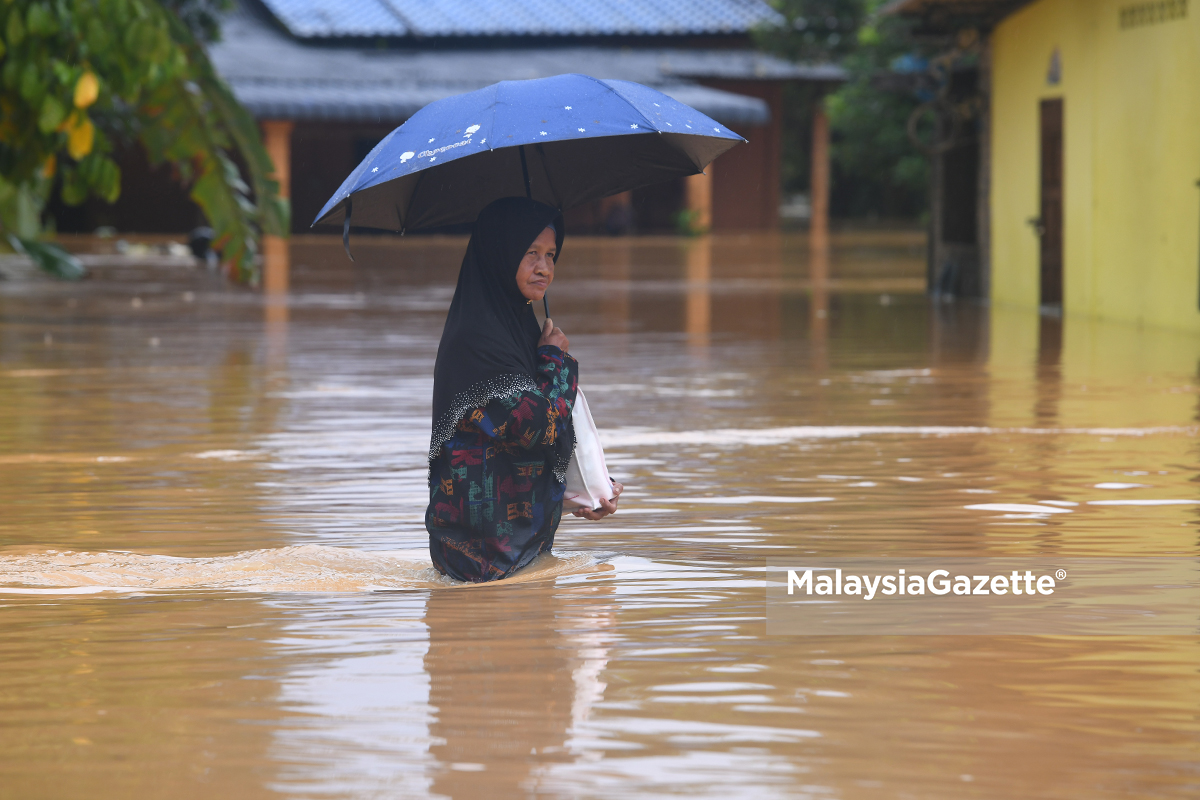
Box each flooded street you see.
[1,232,1198,799]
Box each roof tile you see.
[262,0,782,38]
[261,0,407,37]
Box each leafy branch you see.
[0,0,288,282]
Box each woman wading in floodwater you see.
[425,197,622,582]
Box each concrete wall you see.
[990,0,1200,332]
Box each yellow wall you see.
[990,0,1200,332]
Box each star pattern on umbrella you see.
[316,75,742,235]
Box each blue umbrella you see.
[313,74,744,254]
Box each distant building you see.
[59,0,844,237]
[887,0,1200,333]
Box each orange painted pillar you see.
[261,120,293,295]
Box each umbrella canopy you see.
[312,73,744,234]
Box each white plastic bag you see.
[563,388,614,510]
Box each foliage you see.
[5,230,85,277]
[0,0,288,281]
[756,0,867,64]
[758,0,930,220]
[672,208,709,237]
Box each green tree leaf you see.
[5,6,26,47]
[37,95,66,133]
[26,3,59,37]
[19,62,43,103]
[85,17,109,53]
[60,165,88,205]
[9,235,87,279]
[2,58,20,90]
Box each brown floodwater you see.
[1,232,1198,799]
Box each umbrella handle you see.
[543,294,549,318]
[519,146,532,200]
[342,197,354,262]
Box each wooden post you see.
[685,163,713,233]
[808,99,831,368]
[261,120,293,295]
[809,99,831,285]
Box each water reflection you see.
[1035,315,1062,424]
[685,235,711,347]
[426,585,578,796]
[267,595,434,798]
[254,577,618,800]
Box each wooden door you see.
[1039,99,1064,307]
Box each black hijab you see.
[429,197,568,476]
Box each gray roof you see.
[229,79,775,126]
[210,6,844,126]
[259,0,784,39]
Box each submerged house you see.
[887,0,1200,333]
[60,0,843,237]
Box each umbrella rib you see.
[581,74,660,133]
[590,76,718,174]
[487,83,500,154]
[401,170,427,232]
[342,197,354,262]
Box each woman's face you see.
[515,227,557,302]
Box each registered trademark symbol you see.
[1055,569,1067,580]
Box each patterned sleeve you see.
[469,346,578,450]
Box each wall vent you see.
[1119,0,1188,29]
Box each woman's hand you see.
[538,318,569,353]
[573,481,623,520]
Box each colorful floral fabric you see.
[426,345,578,582]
